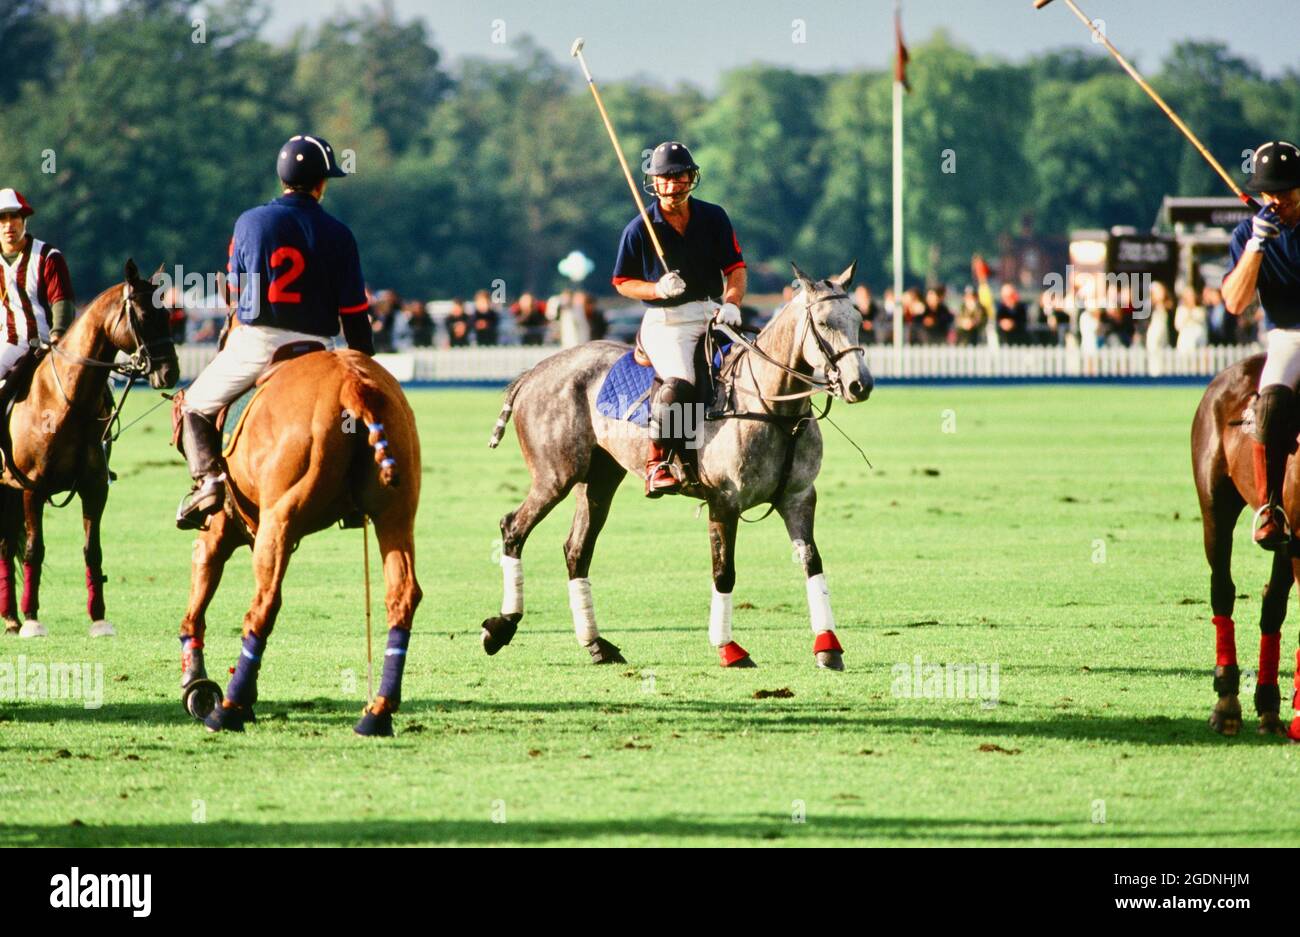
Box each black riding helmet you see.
[277,134,349,188]
[642,141,700,196]
[1245,140,1300,194]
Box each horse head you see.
[790,261,873,403]
[113,258,180,389]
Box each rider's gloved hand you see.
[715,303,742,327]
[654,270,687,300]
[1247,208,1281,253]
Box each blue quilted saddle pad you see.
[595,351,655,427]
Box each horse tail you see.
[488,373,527,449]
[339,360,400,488]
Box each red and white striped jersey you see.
[0,236,71,346]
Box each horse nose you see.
[849,377,872,401]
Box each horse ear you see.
[831,260,858,290]
[153,262,165,279]
[790,262,816,294]
[124,258,139,282]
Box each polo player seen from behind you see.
[611,141,746,497]
[176,134,376,529]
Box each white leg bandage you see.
[500,555,523,616]
[710,588,733,647]
[568,577,597,644]
[806,573,835,634]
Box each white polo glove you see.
[1246,212,1281,253]
[715,302,742,327]
[654,270,686,300]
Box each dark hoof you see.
[204,702,252,733]
[481,613,521,656]
[815,649,845,671]
[585,637,626,664]
[1259,711,1286,736]
[182,678,223,721]
[728,656,758,668]
[1208,705,1242,737]
[354,709,394,737]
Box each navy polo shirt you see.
[228,192,370,336]
[1227,214,1300,329]
[611,197,745,306]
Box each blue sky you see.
[263,0,1297,90]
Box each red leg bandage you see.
[1212,615,1236,668]
[1259,632,1281,685]
[813,631,842,654]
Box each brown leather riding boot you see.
[645,440,680,498]
[1252,440,1289,551]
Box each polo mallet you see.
[570,37,670,273]
[362,514,374,703]
[1033,0,1260,211]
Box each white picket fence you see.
[173,342,1261,384]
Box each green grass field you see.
[1,382,1296,847]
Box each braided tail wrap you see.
[488,373,528,449]
[339,360,400,487]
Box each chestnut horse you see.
[175,347,421,737]
[1193,353,1298,738]
[0,259,179,638]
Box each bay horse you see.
[480,262,872,669]
[0,258,179,638]
[175,346,421,737]
[1193,352,1297,738]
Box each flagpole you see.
[892,0,905,373]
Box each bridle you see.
[718,289,865,405]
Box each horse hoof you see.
[182,679,223,721]
[480,613,521,656]
[3,619,17,636]
[718,641,756,668]
[816,649,845,671]
[1208,708,1242,736]
[18,620,46,638]
[1258,712,1286,737]
[585,637,625,665]
[204,702,252,733]
[354,709,394,737]
[88,620,116,638]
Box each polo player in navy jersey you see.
[176,134,375,530]
[1222,140,1300,551]
[611,141,746,497]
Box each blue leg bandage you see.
[227,633,267,706]
[377,628,410,703]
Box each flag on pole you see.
[894,8,911,92]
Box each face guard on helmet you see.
[642,141,700,197]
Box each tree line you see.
[2,0,1296,303]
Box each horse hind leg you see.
[355,509,422,737]
[482,473,574,655]
[206,508,296,733]
[563,448,626,665]
[708,503,754,668]
[1204,484,1245,735]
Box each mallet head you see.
[1034,0,1055,7]
[570,37,585,57]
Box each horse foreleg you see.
[1254,550,1290,736]
[17,490,45,638]
[708,503,751,667]
[79,468,114,638]
[1202,485,1244,735]
[563,449,625,665]
[180,512,241,720]
[778,487,843,671]
[482,475,572,656]
[205,512,293,733]
[355,513,423,737]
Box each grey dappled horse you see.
[482,263,873,668]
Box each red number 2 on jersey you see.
[267,246,305,303]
